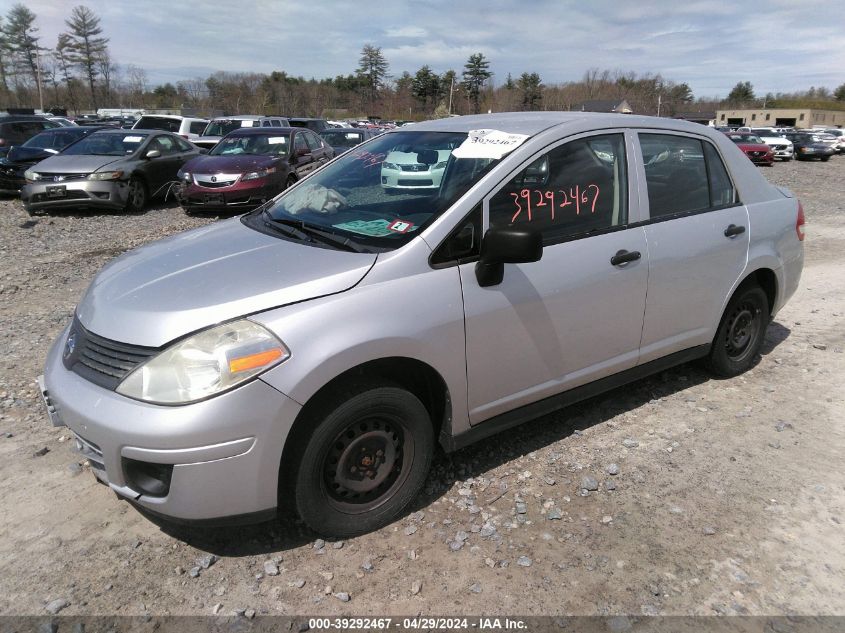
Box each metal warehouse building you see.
[716,108,845,129]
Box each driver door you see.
[459,132,650,424]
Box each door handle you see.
[610,249,641,266]
[724,224,746,237]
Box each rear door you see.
[459,131,650,424]
[635,133,749,364]
[291,132,315,177]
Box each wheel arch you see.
[278,356,451,498]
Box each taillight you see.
[796,201,805,241]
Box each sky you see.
[15,0,845,100]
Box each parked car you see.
[822,129,845,153]
[0,126,105,194]
[784,132,836,161]
[288,117,330,133]
[380,137,457,190]
[21,129,201,213]
[192,116,291,152]
[319,127,380,154]
[724,133,774,166]
[0,115,60,154]
[132,115,209,140]
[749,129,793,161]
[39,113,804,536]
[176,127,333,213]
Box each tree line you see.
[1,4,843,120]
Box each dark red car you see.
[725,133,774,166]
[176,127,333,213]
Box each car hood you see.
[736,143,770,152]
[28,154,124,174]
[76,218,377,347]
[759,136,792,146]
[6,146,56,165]
[183,154,280,174]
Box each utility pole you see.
[657,93,662,117]
[448,76,454,115]
[35,47,44,112]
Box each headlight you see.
[241,167,277,181]
[116,319,289,404]
[24,169,39,182]
[89,170,124,181]
[178,170,191,183]
[382,162,399,170]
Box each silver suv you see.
[40,113,804,536]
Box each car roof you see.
[404,111,712,137]
[92,129,154,135]
[225,127,298,136]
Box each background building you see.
[716,108,845,128]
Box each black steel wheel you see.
[707,283,769,377]
[292,385,434,536]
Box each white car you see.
[381,148,452,190]
[132,114,209,140]
[822,129,845,153]
[758,135,794,161]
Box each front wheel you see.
[706,284,769,377]
[292,385,434,536]
[821,156,830,162]
[125,177,148,212]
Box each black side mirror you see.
[417,149,438,165]
[475,226,543,287]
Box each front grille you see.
[34,173,89,182]
[195,179,237,189]
[772,144,786,150]
[63,318,158,390]
[399,164,427,172]
[397,179,433,186]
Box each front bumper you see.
[22,179,128,211]
[175,181,277,211]
[41,324,302,521]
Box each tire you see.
[125,177,148,212]
[292,385,434,537]
[821,156,830,162]
[706,283,769,378]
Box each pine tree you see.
[462,53,492,114]
[64,5,109,110]
[356,44,389,106]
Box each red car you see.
[175,127,333,213]
[725,133,774,166]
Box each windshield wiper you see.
[263,213,369,253]
[261,211,313,242]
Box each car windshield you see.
[731,135,763,144]
[62,133,147,156]
[257,131,500,250]
[204,120,257,136]
[321,130,364,148]
[22,129,87,150]
[209,133,289,157]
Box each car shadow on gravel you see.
[146,362,716,555]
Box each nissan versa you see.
[39,113,804,536]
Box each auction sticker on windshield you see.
[268,137,287,144]
[334,219,418,237]
[451,129,529,159]
[123,136,143,143]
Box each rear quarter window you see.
[639,133,736,219]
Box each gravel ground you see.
[0,158,843,618]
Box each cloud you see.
[384,26,428,38]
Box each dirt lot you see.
[0,159,843,619]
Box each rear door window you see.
[189,121,206,135]
[136,117,180,133]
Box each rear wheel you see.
[292,385,434,536]
[125,177,148,212]
[706,283,769,377]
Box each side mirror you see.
[198,148,208,154]
[417,149,438,165]
[475,226,543,287]
[296,147,310,157]
[145,149,161,159]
